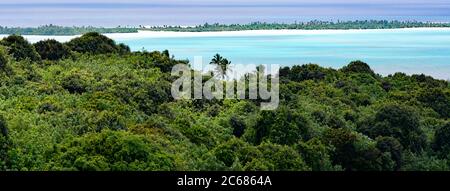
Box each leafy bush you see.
[61,73,88,94]
[66,32,130,54]
[49,130,176,171]
[34,39,71,60]
[255,106,312,145]
[230,116,246,138]
[257,142,310,171]
[0,35,41,61]
[433,123,450,157]
[280,64,327,82]
[359,104,426,153]
[213,138,260,168]
[297,138,339,171]
[376,136,403,170]
[323,128,395,171]
[0,51,7,71]
[0,115,10,170]
[417,88,450,118]
[341,60,375,75]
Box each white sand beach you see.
[1,28,450,43]
[106,27,450,40]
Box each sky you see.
[0,0,449,27]
[1,0,450,5]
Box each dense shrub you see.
[433,123,450,157]
[213,138,260,168]
[257,142,310,171]
[359,104,426,153]
[61,73,88,94]
[0,115,10,170]
[0,51,7,71]
[0,35,41,61]
[323,128,395,171]
[280,64,327,82]
[66,32,130,54]
[341,60,375,75]
[376,136,403,170]
[49,130,176,171]
[34,39,71,60]
[297,138,338,171]
[230,116,246,138]
[255,106,312,145]
[117,43,131,55]
[417,88,450,118]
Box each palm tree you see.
[210,53,232,79]
[210,53,223,66]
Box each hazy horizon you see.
[1,1,450,27]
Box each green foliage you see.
[0,50,7,71]
[341,60,375,75]
[256,142,310,171]
[358,104,427,153]
[66,32,130,55]
[132,50,183,73]
[0,34,449,171]
[145,20,450,32]
[322,128,358,170]
[417,88,450,118]
[230,116,246,138]
[0,25,138,35]
[0,115,7,138]
[210,53,232,79]
[117,43,131,55]
[376,136,403,170]
[280,64,328,82]
[433,123,450,157]
[49,130,176,171]
[255,106,312,145]
[402,152,450,171]
[0,115,11,170]
[0,35,41,61]
[61,73,88,94]
[322,128,396,171]
[212,138,260,169]
[297,138,340,171]
[34,39,71,60]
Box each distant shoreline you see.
[2,27,450,43]
[2,20,450,36]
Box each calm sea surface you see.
[117,29,450,79]
[1,3,450,79]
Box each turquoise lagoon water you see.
[117,29,450,80]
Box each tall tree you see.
[210,53,232,79]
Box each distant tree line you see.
[145,20,450,32]
[0,24,138,35]
[2,21,449,35]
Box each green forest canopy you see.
[0,32,449,171]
